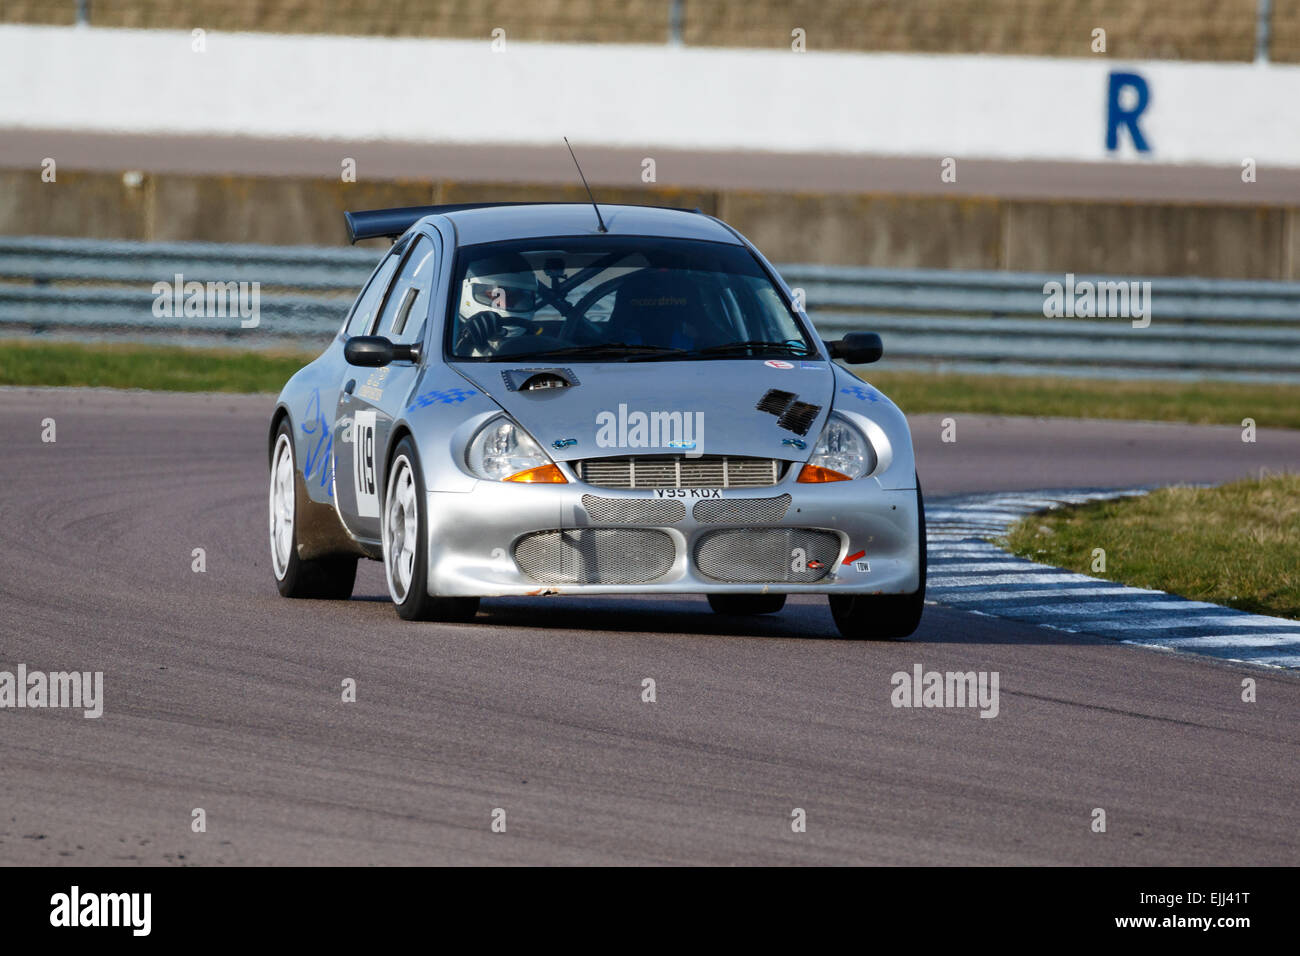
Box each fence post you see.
[1256,0,1273,63]
[668,0,683,47]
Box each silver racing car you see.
[268,202,925,638]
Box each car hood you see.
[450,359,836,462]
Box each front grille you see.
[693,494,792,524]
[577,456,783,489]
[581,495,686,524]
[514,529,675,584]
[694,528,839,583]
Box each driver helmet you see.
[459,252,539,321]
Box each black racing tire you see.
[707,594,787,615]
[383,435,480,623]
[269,419,357,600]
[828,476,926,640]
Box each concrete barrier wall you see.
[4,26,1296,276]
[5,26,1300,167]
[721,194,1294,279]
[4,168,1296,279]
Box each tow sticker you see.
[352,410,379,518]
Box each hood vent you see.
[502,367,580,392]
[756,389,797,415]
[776,401,820,436]
[756,388,821,436]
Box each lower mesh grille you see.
[514,529,675,584]
[694,528,839,583]
[693,494,791,524]
[581,495,686,524]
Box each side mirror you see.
[827,332,883,365]
[344,335,418,367]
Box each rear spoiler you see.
[344,203,531,244]
[343,201,704,244]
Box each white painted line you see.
[1158,634,1300,648]
[931,587,1138,602]
[927,561,1050,573]
[930,572,1097,586]
[1089,617,1300,632]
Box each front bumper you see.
[424,470,921,598]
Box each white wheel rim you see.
[384,455,419,603]
[269,433,295,580]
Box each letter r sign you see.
[1106,71,1151,153]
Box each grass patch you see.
[1001,473,1300,620]
[2,342,1299,431]
[864,371,1300,430]
[0,341,313,393]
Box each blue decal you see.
[665,439,696,450]
[407,386,477,413]
[552,438,577,449]
[782,438,807,450]
[301,388,334,497]
[840,385,882,403]
[1106,71,1150,153]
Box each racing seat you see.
[607,269,714,351]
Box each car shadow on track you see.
[351,591,834,639]
[350,592,1112,648]
[481,595,836,639]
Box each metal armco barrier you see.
[2,235,1298,383]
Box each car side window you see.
[377,236,437,345]
[343,249,402,338]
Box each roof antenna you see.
[564,137,607,233]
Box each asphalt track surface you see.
[1,387,1297,865]
[1,131,1290,204]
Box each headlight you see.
[467,416,566,483]
[797,414,876,482]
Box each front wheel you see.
[707,594,787,615]
[828,478,926,640]
[269,422,357,599]
[383,437,479,623]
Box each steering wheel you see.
[560,274,630,343]
[454,310,502,354]
[495,317,535,338]
[455,311,539,355]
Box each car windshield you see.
[446,236,817,361]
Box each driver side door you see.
[335,234,440,543]
[333,242,403,542]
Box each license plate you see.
[652,488,723,499]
